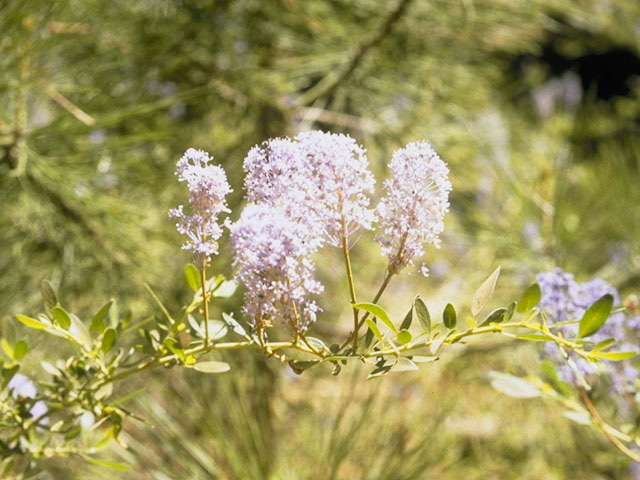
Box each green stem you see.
[338,270,394,351]
[201,264,209,346]
[340,215,360,351]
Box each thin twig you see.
[297,0,414,105]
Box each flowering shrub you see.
[1,130,639,475]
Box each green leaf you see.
[13,340,28,361]
[222,312,247,337]
[471,266,501,317]
[593,338,616,351]
[562,410,592,426]
[1,339,13,359]
[505,301,517,321]
[40,280,58,311]
[16,314,47,330]
[489,371,540,399]
[480,307,507,326]
[290,360,320,374]
[365,318,384,345]
[84,457,131,471]
[164,337,185,361]
[52,306,72,330]
[101,328,117,354]
[517,283,542,313]
[414,296,431,334]
[91,301,113,334]
[206,320,228,341]
[396,329,412,345]
[212,279,237,298]
[185,264,201,292]
[400,308,413,331]
[590,350,637,361]
[578,294,614,338]
[392,357,418,372]
[303,337,327,352]
[354,302,397,333]
[443,304,457,329]
[69,314,92,348]
[191,361,231,373]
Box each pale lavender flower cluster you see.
[375,141,452,274]
[243,131,376,246]
[229,204,323,331]
[537,268,639,395]
[295,131,376,246]
[169,148,232,263]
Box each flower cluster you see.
[537,268,639,395]
[169,148,232,264]
[243,131,376,246]
[174,133,451,331]
[229,204,322,331]
[375,141,451,274]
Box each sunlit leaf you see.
[16,314,47,330]
[396,329,412,345]
[590,350,637,361]
[191,361,231,373]
[355,302,397,333]
[365,318,384,344]
[489,371,540,398]
[414,296,431,334]
[443,304,457,329]
[517,283,541,313]
[13,340,28,361]
[52,306,72,330]
[184,263,201,292]
[578,294,613,338]
[471,266,501,317]
[91,301,113,334]
[101,328,117,354]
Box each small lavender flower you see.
[230,204,323,331]
[536,268,639,396]
[375,141,451,274]
[169,148,232,264]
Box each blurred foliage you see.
[2,0,640,477]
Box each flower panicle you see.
[169,147,232,263]
[375,141,452,274]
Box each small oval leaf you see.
[91,301,113,334]
[517,283,541,313]
[101,328,117,354]
[471,266,501,317]
[414,296,431,334]
[443,304,457,329]
[396,329,412,345]
[16,314,47,330]
[354,302,397,333]
[192,361,231,373]
[578,294,614,338]
[52,306,72,330]
[365,318,384,344]
[185,264,201,292]
[13,340,28,361]
[489,371,540,399]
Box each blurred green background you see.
[2,0,640,478]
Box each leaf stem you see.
[201,264,209,346]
